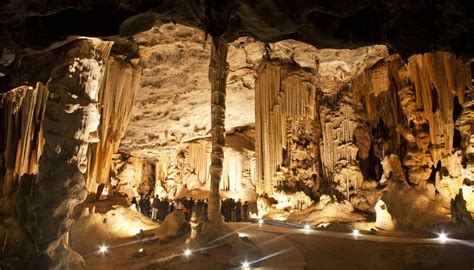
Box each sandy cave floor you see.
[74,219,474,270]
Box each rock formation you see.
[17,38,112,269]
[207,37,229,227]
[0,2,472,268]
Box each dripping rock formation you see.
[0,1,472,269]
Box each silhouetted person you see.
[236,199,242,222]
[131,197,138,211]
[221,199,225,219]
[159,198,169,221]
[138,196,148,215]
[151,195,160,221]
[203,199,208,220]
[243,201,249,222]
[230,199,236,222]
[145,196,152,216]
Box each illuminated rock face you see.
[0,38,142,269]
[16,39,112,269]
[1,23,472,232]
[111,24,472,222]
[0,24,471,269]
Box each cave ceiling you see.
[0,0,472,57]
[119,23,387,158]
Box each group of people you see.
[132,196,209,222]
[221,198,249,222]
[132,196,250,223]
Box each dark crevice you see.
[427,160,441,184]
[453,96,463,122]
[453,128,462,148]
[358,143,382,181]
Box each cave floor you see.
[79,222,474,270]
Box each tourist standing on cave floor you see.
[131,197,138,212]
[151,195,160,221]
[138,196,148,215]
[243,201,249,222]
[158,198,169,222]
[236,199,242,222]
[176,200,184,212]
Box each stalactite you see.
[255,63,320,198]
[86,56,142,192]
[407,52,470,164]
[187,138,244,192]
[255,64,281,196]
[155,156,171,182]
[351,52,471,189]
[352,59,401,154]
[188,141,211,184]
[0,83,47,213]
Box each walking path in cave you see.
[227,222,474,270]
[81,221,474,270]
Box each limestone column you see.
[207,36,229,227]
[18,39,112,269]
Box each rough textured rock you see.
[17,38,112,269]
[0,1,472,57]
[119,23,256,157]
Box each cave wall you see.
[254,47,473,214]
[255,63,321,200]
[113,130,257,201]
[352,52,471,195]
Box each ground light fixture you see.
[98,245,108,254]
[304,224,311,230]
[258,219,264,224]
[352,229,360,237]
[437,232,448,243]
[184,249,192,257]
[241,261,250,269]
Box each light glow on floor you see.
[437,232,448,243]
[98,245,108,254]
[184,249,192,256]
